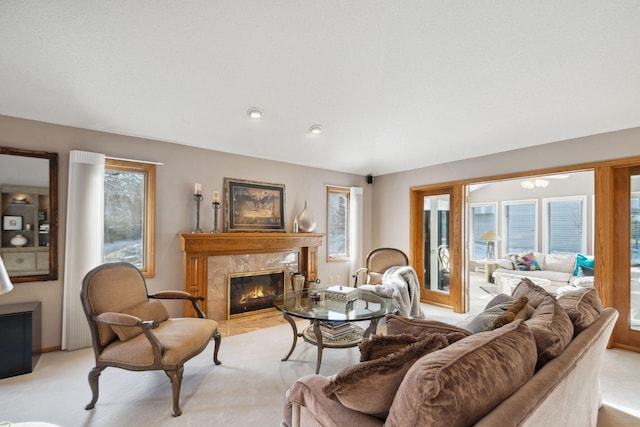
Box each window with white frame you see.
[543,196,587,254]
[503,200,538,254]
[326,186,350,262]
[470,203,497,259]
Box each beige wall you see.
[371,127,640,252]
[0,115,371,349]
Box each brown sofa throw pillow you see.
[359,333,420,362]
[557,287,603,335]
[525,295,574,369]
[465,296,530,333]
[111,299,170,341]
[484,293,535,317]
[323,334,449,418]
[386,320,537,427]
[385,314,472,339]
[512,277,554,308]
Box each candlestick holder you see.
[192,194,203,233]
[210,201,221,233]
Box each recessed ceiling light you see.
[247,108,262,119]
[309,125,323,134]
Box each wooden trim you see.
[105,159,156,278]
[179,233,324,317]
[410,185,463,311]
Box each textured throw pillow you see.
[466,296,530,333]
[323,334,449,418]
[525,295,574,368]
[385,320,537,427]
[573,253,595,276]
[510,252,541,271]
[484,293,536,317]
[111,299,170,341]
[385,314,473,339]
[512,277,554,308]
[359,333,420,362]
[557,287,603,335]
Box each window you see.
[326,186,349,261]
[470,203,497,259]
[104,159,156,277]
[503,201,537,254]
[543,196,587,254]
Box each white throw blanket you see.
[374,266,426,319]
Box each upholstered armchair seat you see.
[98,317,218,368]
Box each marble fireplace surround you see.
[179,233,324,319]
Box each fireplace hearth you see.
[228,270,285,318]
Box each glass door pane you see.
[423,195,450,294]
[631,175,640,330]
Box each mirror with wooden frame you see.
[0,146,58,282]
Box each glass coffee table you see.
[274,288,399,374]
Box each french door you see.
[410,185,463,311]
[612,165,640,350]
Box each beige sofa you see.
[492,252,593,294]
[282,283,617,427]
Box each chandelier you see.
[520,178,549,189]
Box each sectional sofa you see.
[282,281,616,427]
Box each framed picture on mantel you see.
[223,178,285,232]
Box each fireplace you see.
[227,269,285,318]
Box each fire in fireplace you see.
[228,269,285,318]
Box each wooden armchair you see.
[353,248,409,286]
[80,262,221,417]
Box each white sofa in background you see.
[492,252,592,295]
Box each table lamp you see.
[480,230,501,260]
[0,255,14,295]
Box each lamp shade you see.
[480,230,501,241]
[0,255,14,295]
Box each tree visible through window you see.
[327,186,349,261]
[104,159,155,277]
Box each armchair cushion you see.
[111,299,170,341]
[100,317,218,369]
[323,334,448,418]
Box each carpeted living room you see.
[2,2,640,427]
[1,303,639,426]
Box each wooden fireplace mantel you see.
[179,233,324,317]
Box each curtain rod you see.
[106,156,164,166]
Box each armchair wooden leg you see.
[166,367,184,417]
[213,331,222,365]
[85,366,105,410]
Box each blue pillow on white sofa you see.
[573,253,595,276]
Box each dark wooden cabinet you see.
[0,301,41,378]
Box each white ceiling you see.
[1,2,639,176]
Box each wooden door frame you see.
[410,184,464,312]
[409,155,640,352]
[611,165,640,350]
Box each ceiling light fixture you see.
[247,108,262,119]
[521,178,549,189]
[309,125,323,134]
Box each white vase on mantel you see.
[297,200,316,233]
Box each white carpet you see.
[0,319,362,427]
